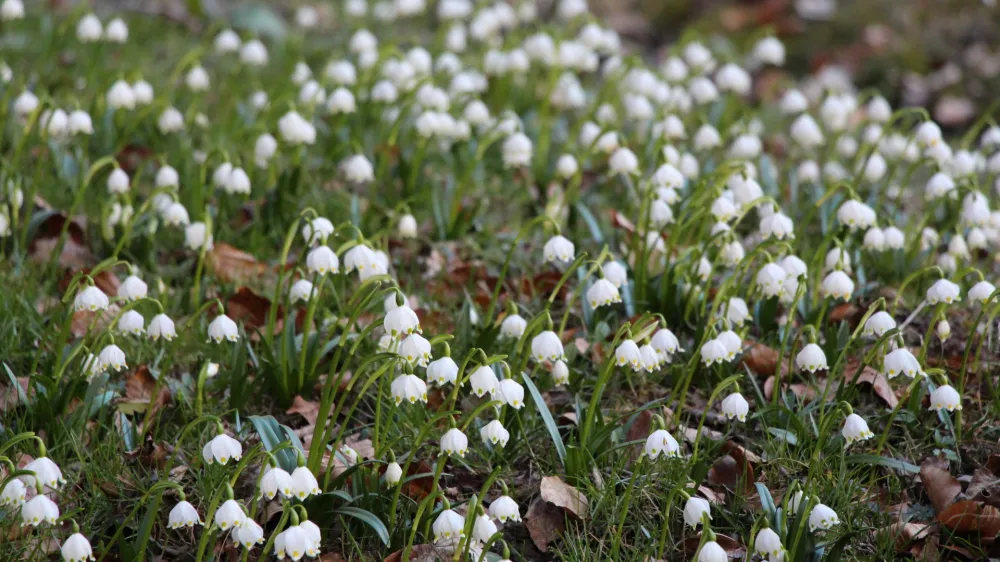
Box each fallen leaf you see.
[119,365,171,423]
[920,460,962,513]
[853,366,899,408]
[879,521,935,550]
[967,468,1000,509]
[682,532,745,556]
[938,500,1000,537]
[28,212,94,269]
[741,341,785,376]
[525,496,566,553]
[0,376,30,409]
[540,476,588,519]
[383,544,453,562]
[829,302,863,326]
[227,286,280,331]
[286,395,320,426]
[207,243,267,284]
[707,454,756,493]
[401,459,434,501]
[72,303,120,338]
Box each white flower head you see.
[721,392,749,422]
[306,246,339,275]
[202,433,242,465]
[497,378,525,409]
[821,271,854,301]
[809,503,840,532]
[796,343,828,373]
[99,344,127,372]
[927,279,961,305]
[432,508,465,543]
[208,315,239,343]
[398,334,432,366]
[440,428,468,457]
[480,420,510,447]
[883,348,922,379]
[260,466,292,500]
[644,429,681,459]
[290,466,320,500]
[489,495,521,522]
[21,494,59,526]
[427,356,459,386]
[543,235,574,264]
[391,374,428,405]
[214,499,246,531]
[842,413,873,445]
[683,496,711,528]
[74,285,109,312]
[168,501,202,529]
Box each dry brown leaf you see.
[1,376,30,410]
[682,532,745,556]
[383,544,453,562]
[740,341,783,376]
[119,365,171,422]
[227,286,280,331]
[854,366,899,408]
[525,496,566,553]
[920,460,962,513]
[207,243,267,284]
[968,468,1000,508]
[540,476,588,519]
[938,500,1000,537]
[880,521,935,550]
[286,395,320,426]
[707,454,756,493]
[71,303,120,338]
[28,213,94,269]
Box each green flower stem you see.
[483,214,560,326]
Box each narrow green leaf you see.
[336,506,390,545]
[844,454,920,474]
[523,373,566,465]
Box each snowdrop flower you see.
[214,500,246,531]
[157,107,184,133]
[616,339,643,371]
[1,0,24,20]
[916,121,942,147]
[254,134,278,168]
[395,214,418,238]
[821,271,854,301]
[385,305,420,337]
[129,80,153,106]
[500,314,527,339]
[602,261,628,288]
[761,212,795,240]
[290,466,320,500]
[105,168,130,194]
[469,366,498,398]
[234,519,265,550]
[202,433,242,465]
[275,524,315,560]
[77,13,102,42]
[498,378,524,409]
[715,63,751,95]
[302,218,334,245]
[168,501,202,529]
[489,495,521,522]
[99,344,127,371]
[74,286,109,312]
[306,246,339,275]
[391,374,428,405]
[480,420,510,447]
[753,36,785,66]
[208,315,239,343]
[543,235,575,264]
[278,111,316,145]
[809,504,840,531]
[721,392,749,422]
[884,348,921,379]
[427,357,459,386]
[552,360,570,385]
[862,152,887,182]
[716,330,742,360]
[723,297,751,326]
[288,280,315,304]
[710,196,736,223]
[930,384,962,412]
[587,278,621,308]
[260,466,292,500]
[433,508,465,543]
[638,344,661,372]
[820,96,851,131]
[927,279,961,305]
[22,457,65,490]
[837,200,875,230]
[698,541,727,562]
[644,429,681,459]
[796,343,828,372]
[61,533,95,562]
[117,310,145,336]
[731,134,763,160]
[842,413,873,445]
[14,91,39,118]
[398,334,431,366]
[384,461,403,485]
[921,227,940,251]
[66,109,93,135]
[106,80,136,111]
[502,133,532,168]
[239,39,268,66]
[531,330,565,362]
[0,479,26,506]
[863,227,886,251]
[780,88,809,114]
[700,338,727,366]
[947,235,970,260]
[683,497,711,528]
[689,76,719,105]
[825,248,852,272]
[755,528,783,560]
[936,319,951,341]
[22,495,59,526]
[326,87,356,115]
[342,155,375,183]
[185,65,210,92]
[756,263,787,297]
[215,29,241,53]
[117,275,147,302]
[298,80,325,105]
[926,172,955,199]
[440,428,468,457]
[651,328,682,360]
[683,41,715,71]
[883,226,905,249]
[797,160,820,183]
[969,280,997,304]
[608,147,639,175]
[344,244,378,274]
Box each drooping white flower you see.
[385,305,421,338]
[398,334,432,366]
[288,279,316,304]
[207,315,239,343]
[74,286,109,312]
[202,433,242,465]
[260,466,292,500]
[398,214,418,238]
[168,501,202,529]
[469,365,498,398]
[721,392,749,422]
[683,497,711,528]
[385,461,403,485]
[837,200,876,231]
[489,495,521,523]
[480,420,510,447]
[432,508,466,543]
[821,271,854,301]
[863,311,896,337]
[427,357,459,386]
[214,499,246,531]
[76,13,103,42]
[760,212,795,240]
[0,478,26,507]
[239,39,268,66]
[214,29,241,53]
[755,528,784,560]
[615,339,642,371]
[497,378,525,409]
[543,235,574,264]
[753,36,785,66]
[1,0,24,21]
[936,320,951,341]
[531,330,565,362]
[234,519,265,550]
[842,413,873,445]
[61,532,95,562]
[254,134,278,168]
[342,154,375,183]
[98,344,127,372]
[21,494,59,526]
[502,133,532,168]
[290,466,320,500]
[278,110,316,145]
[22,457,65,490]
[756,263,788,298]
[969,280,997,304]
[391,374,428,405]
[716,330,742,360]
[700,338,727,366]
[440,428,468,457]
[184,222,213,251]
[587,278,621,309]
[930,384,962,412]
[500,314,527,339]
[275,524,315,561]
[306,246,339,275]
[107,167,130,194]
[927,279,961,305]
[651,328,682,359]
[644,429,681,459]
[809,503,840,531]
[796,343,828,373]
[883,348,922,379]
[117,310,145,336]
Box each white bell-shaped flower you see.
[480,420,510,447]
[500,314,527,339]
[98,344,127,372]
[208,315,239,343]
[644,429,681,459]
[884,227,905,249]
[760,213,795,240]
[698,541,727,562]
[615,339,643,371]
[398,334,432,366]
[119,275,147,301]
[716,330,742,360]
[288,279,315,304]
[385,461,403,485]
[260,466,292,500]
[185,222,213,251]
[432,509,466,543]
[117,310,145,336]
[214,499,246,531]
[385,305,421,338]
[755,528,783,559]
[883,348,922,379]
[927,279,961,305]
[863,311,896,337]
[809,503,840,531]
[651,328,682,359]
[22,495,59,526]
[306,246,339,275]
[290,466,320,500]
[472,513,498,543]
[531,331,565,362]
[837,200,876,231]
[552,360,570,385]
[469,366,498,398]
[543,235,575,264]
[700,338,728,366]
[930,384,962,412]
[821,271,854,301]
[234,519,265,550]
[756,263,787,298]
[842,413,873,445]
[202,433,242,465]
[937,320,951,341]
[723,297,750,326]
[148,314,177,341]
[427,357,459,386]
[276,524,313,561]
[489,495,521,522]
[22,457,65,490]
[796,343,828,373]
[440,428,468,457]
[683,497,711,528]
[168,501,202,529]
[0,478,26,506]
[391,374,428,405]
[639,344,661,372]
[969,280,996,304]
[61,532,94,562]
[74,286,109,312]
[344,244,378,274]
[721,392,749,422]
[497,378,525,409]
[863,227,886,251]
